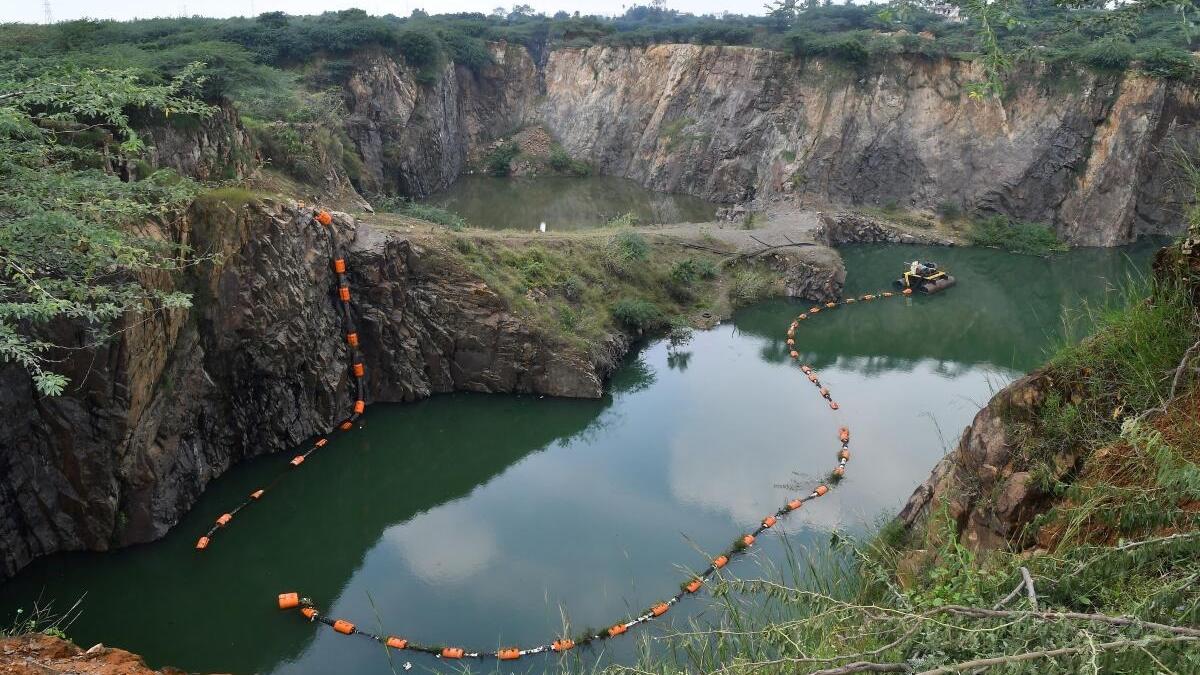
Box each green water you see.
[422,175,718,230]
[0,242,1162,674]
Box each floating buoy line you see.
[195,210,920,662]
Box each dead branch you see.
[808,661,911,675]
[914,635,1197,674]
[1019,567,1038,612]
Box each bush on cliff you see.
[0,64,212,395]
[967,215,1067,256]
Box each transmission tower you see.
[43,0,53,24]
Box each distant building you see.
[930,2,964,23]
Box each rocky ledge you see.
[815,211,959,247]
[0,634,189,675]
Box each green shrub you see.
[611,297,663,331]
[1139,46,1198,80]
[548,146,572,172]
[607,228,650,263]
[485,141,521,177]
[669,258,700,286]
[694,258,719,280]
[728,268,776,307]
[560,275,585,301]
[607,212,641,228]
[967,215,1067,256]
[936,200,962,221]
[377,197,468,230]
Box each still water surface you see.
[0,242,1160,673]
[422,175,718,230]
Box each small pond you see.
[421,175,719,230]
[0,241,1163,674]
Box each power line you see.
[43,0,53,24]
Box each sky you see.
[0,1,771,24]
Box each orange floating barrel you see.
[790,351,799,359]
[441,647,464,659]
[762,515,777,528]
[801,365,812,374]
[829,402,840,410]
[839,427,850,443]
[787,499,802,511]
[685,578,703,593]
[386,637,408,650]
[290,455,305,466]
[339,286,351,302]
[301,607,317,620]
[608,623,628,638]
[798,313,807,320]
[340,421,353,431]
[819,387,829,397]
[552,639,576,652]
[352,363,365,378]
[740,534,755,547]
[195,536,210,550]
[278,593,300,610]
[316,210,333,226]
[333,258,346,274]
[333,620,355,635]
[786,338,795,346]
[815,484,829,496]
[807,374,819,383]
[825,302,837,309]
[833,466,845,477]
[882,292,894,297]
[862,294,875,301]
[315,438,328,448]
[902,288,913,295]
[346,332,359,347]
[353,400,365,414]
[839,449,850,461]
[216,513,232,527]
[713,555,728,569]
[250,489,264,499]
[497,648,520,660]
[809,307,821,314]
[651,603,669,617]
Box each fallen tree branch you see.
[914,634,1197,674]
[937,606,1200,638]
[1020,567,1038,612]
[808,661,911,675]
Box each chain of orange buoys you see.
[194,210,366,552]
[270,267,920,661]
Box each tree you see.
[0,64,214,395]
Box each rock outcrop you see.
[815,211,959,246]
[897,371,1080,552]
[343,43,539,197]
[0,633,186,675]
[0,201,620,579]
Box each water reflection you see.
[423,175,718,230]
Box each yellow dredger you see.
[895,260,957,294]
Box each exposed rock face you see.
[537,45,1199,245]
[0,202,619,579]
[0,633,188,675]
[815,211,958,246]
[897,371,1079,552]
[343,43,539,197]
[137,104,256,182]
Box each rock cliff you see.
[332,42,1199,245]
[539,45,1198,246]
[0,201,620,579]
